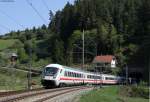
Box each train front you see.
[41,64,60,88]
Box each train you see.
[41,64,124,88]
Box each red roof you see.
[93,55,115,63]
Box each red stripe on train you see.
[59,77,118,83]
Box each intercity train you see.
[41,64,123,88]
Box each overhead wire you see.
[26,0,47,24]
[0,24,11,31]
[41,0,50,11]
[0,9,25,29]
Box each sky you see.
[0,0,75,35]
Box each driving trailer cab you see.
[41,64,62,88]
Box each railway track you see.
[0,88,44,97]
[0,86,92,102]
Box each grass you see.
[0,39,18,50]
[79,86,149,102]
[118,97,149,102]
[0,67,41,91]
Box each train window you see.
[65,71,69,77]
[87,75,92,79]
[72,72,74,77]
[67,71,69,77]
[93,76,96,79]
[105,77,115,80]
[78,74,80,78]
[97,76,101,79]
[70,72,72,77]
[75,73,77,77]
[69,72,71,77]
[92,76,95,79]
[76,73,78,77]
[44,67,58,76]
[64,71,67,76]
[66,71,68,76]
[68,72,70,76]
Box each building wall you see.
[111,60,116,68]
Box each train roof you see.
[62,65,86,73]
[46,64,63,68]
[45,64,92,73]
[102,74,117,77]
[45,64,118,77]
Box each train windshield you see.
[44,67,58,76]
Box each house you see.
[92,55,117,68]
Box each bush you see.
[119,85,149,99]
[131,86,149,99]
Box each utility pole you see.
[82,29,85,70]
[10,53,17,90]
[28,42,32,90]
[126,64,128,85]
[100,66,102,88]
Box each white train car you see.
[41,64,121,88]
[41,64,85,87]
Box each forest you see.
[0,0,149,80]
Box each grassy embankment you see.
[0,39,42,90]
[0,67,41,91]
[79,86,149,102]
[0,39,17,50]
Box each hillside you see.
[0,39,18,51]
[0,0,149,81]
[0,67,41,90]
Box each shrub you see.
[131,85,149,99]
[119,85,149,99]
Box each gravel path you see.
[44,87,93,102]
[0,86,93,102]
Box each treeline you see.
[0,0,149,77]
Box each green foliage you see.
[32,59,50,69]
[79,86,149,102]
[0,54,7,66]
[0,39,18,50]
[0,0,149,81]
[111,67,121,75]
[17,48,29,63]
[51,36,64,64]
[119,85,149,99]
[0,67,41,90]
[80,86,119,102]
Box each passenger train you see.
[41,64,123,88]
